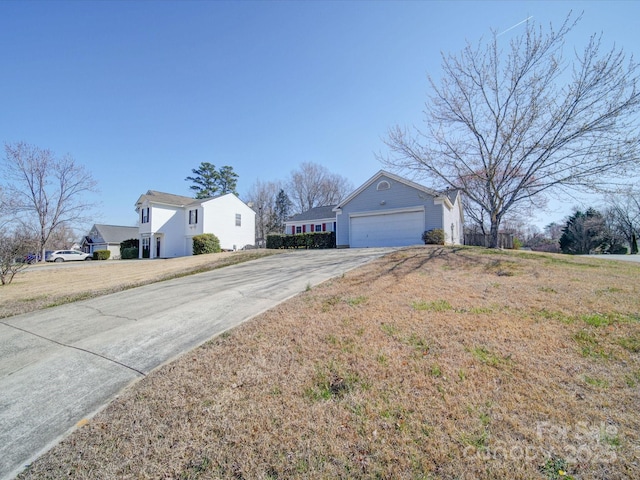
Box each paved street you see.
[0,248,393,480]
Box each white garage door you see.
[350,210,425,248]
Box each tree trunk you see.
[489,220,500,248]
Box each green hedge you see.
[120,238,139,250]
[121,247,139,259]
[267,232,336,249]
[93,250,111,260]
[193,233,221,255]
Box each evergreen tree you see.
[186,162,238,198]
[269,189,292,234]
[559,208,606,254]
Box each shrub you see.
[608,244,628,255]
[93,250,111,260]
[422,229,445,245]
[266,232,336,249]
[193,233,221,255]
[513,237,523,250]
[266,234,283,249]
[120,238,139,250]
[121,247,139,259]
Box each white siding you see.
[150,205,186,257]
[201,194,255,250]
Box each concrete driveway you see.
[0,248,393,480]
[585,254,640,263]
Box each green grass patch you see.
[346,295,368,306]
[539,457,574,480]
[579,312,639,327]
[624,369,640,387]
[411,299,452,312]
[304,363,362,401]
[617,335,640,353]
[459,429,489,451]
[583,375,609,389]
[537,309,573,324]
[469,346,510,367]
[544,256,601,269]
[581,313,613,327]
[468,306,494,314]
[485,259,520,276]
[380,323,399,337]
[405,333,430,355]
[376,354,388,365]
[573,330,611,359]
[595,286,625,295]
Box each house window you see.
[189,209,198,225]
[296,226,302,234]
[235,213,241,226]
[315,224,321,232]
[141,207,149,224]
[377,180,391,191]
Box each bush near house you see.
[120,239,139,250]
[193,233,221,255]
[267,232,336,249]
[121,248,139,260]
[93,250,111,260]
[422,228,445,245]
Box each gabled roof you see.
[334,170,443,211]
[134,190,233,208]
[287,205,338,222]
[443,188,461,205]
[91,224,138,243]
[136,190,198,207]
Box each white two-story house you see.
[135,190,256,258]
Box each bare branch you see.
[380,13,640,247]
[2,142,98,261]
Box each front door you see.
[156,237,161,258]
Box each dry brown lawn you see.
[14,246,640,479]
[0,250,282,319]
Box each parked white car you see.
[46,250,92,262]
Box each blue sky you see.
[1,1,638,230]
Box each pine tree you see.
[185,162,238,198]
[269,189,292,234]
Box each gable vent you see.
[377,180,391,191]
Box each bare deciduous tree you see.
[287,162,352,214]
[245,179,283,241]
[605,191,640,253]
[0,229,35,285]
[381,14,640,248]
[2,142,97,261]
[47,223,79,250]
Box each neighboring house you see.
[81,224,138,259]
[284,205,337,235]
[334,171,463,248]
[135,190,256,258]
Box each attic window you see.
[377,180,391,191]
